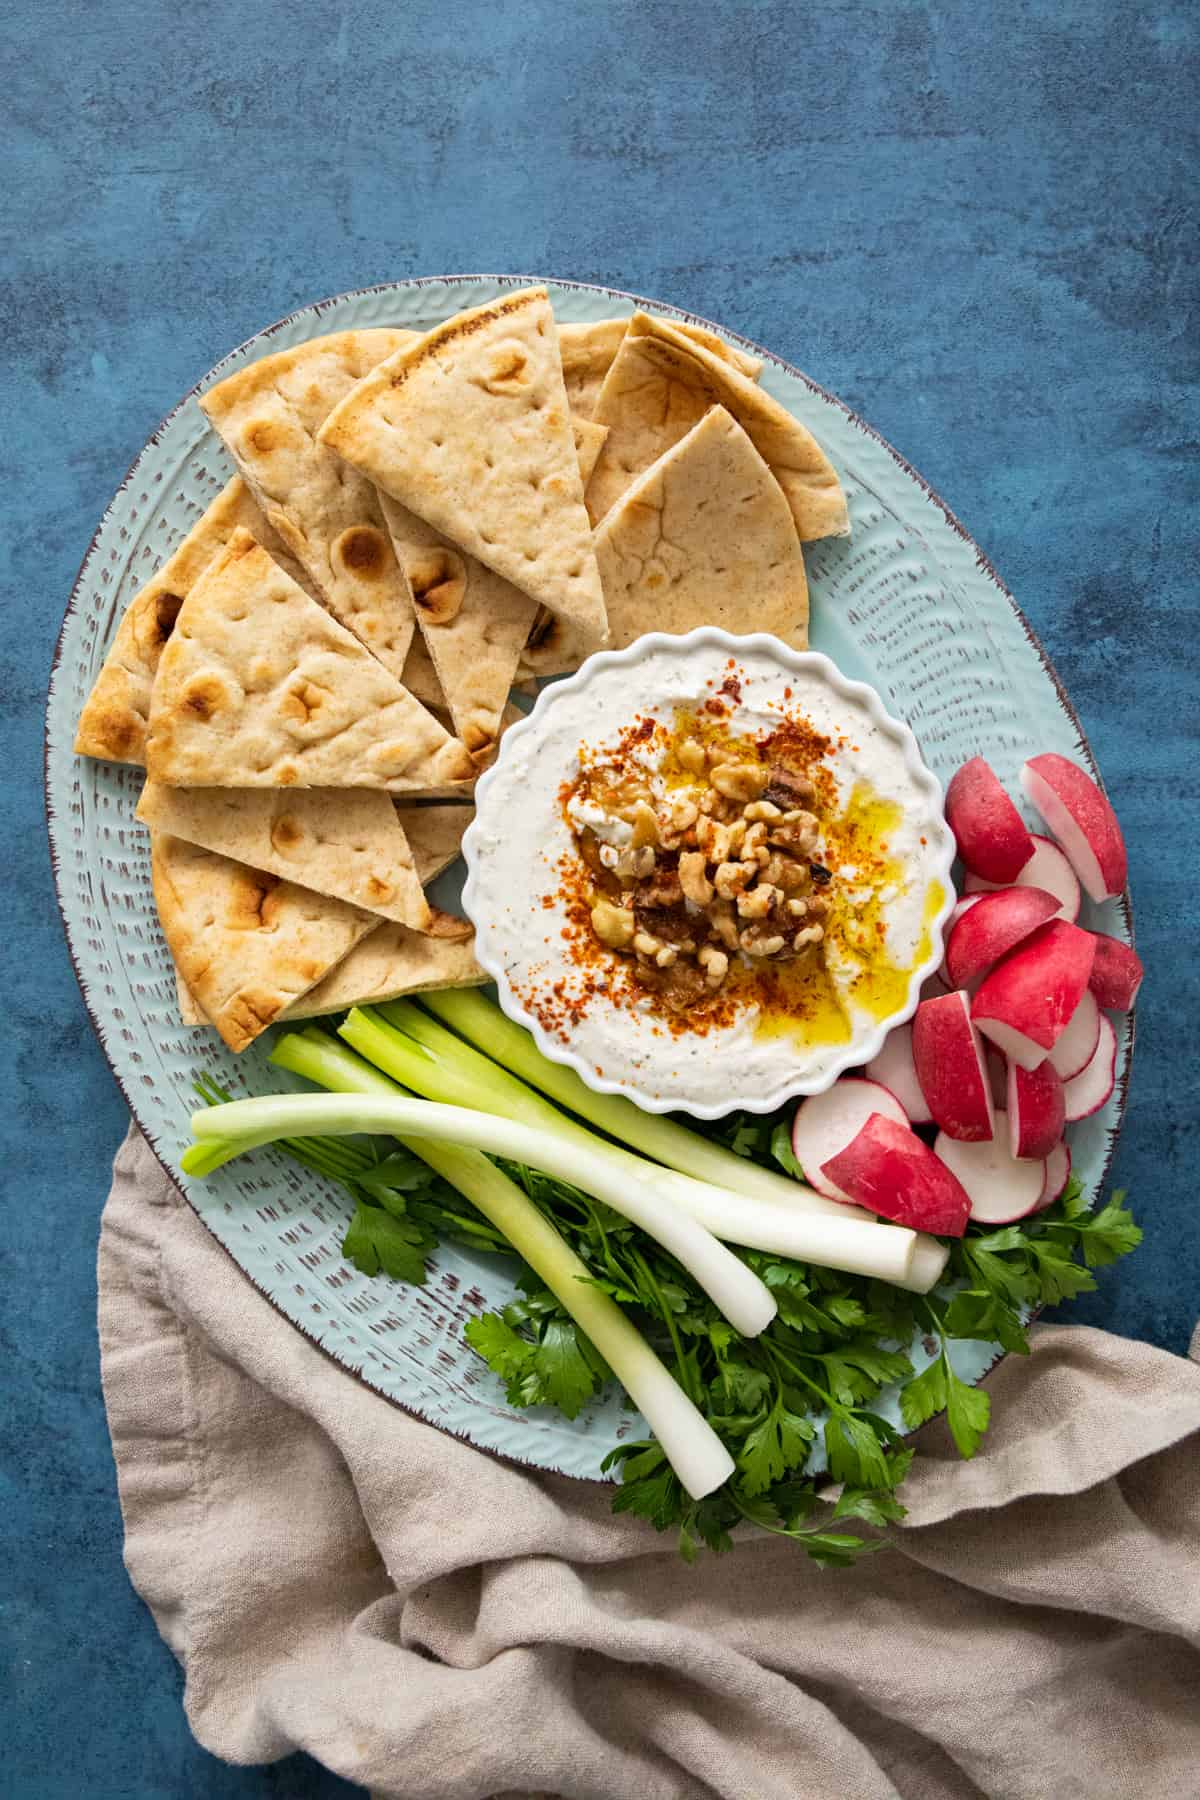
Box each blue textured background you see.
[4,1,1197,1793]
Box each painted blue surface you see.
[3,0,1196,1792]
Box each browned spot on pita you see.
[182,673,230,720]
[243,420,283,455]
[230,871,280,930]
[270,814,305,853]
[408,547,466,624]
[478,340,532,393]
[365,874,395,903]
[463,721,495,756]
[334,524,388,580]
[278,679,328,724]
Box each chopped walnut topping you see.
[713,860,752,900]
[736,883,777,919]
[710,761,768,802]
[678,851,714,906]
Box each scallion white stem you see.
[349,1004,923,1288]
[186,1091,777,1338]
[266,1031,735,1499]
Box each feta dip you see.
[464,637,954,1116]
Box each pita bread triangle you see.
[559,316,763,419]
[396,803,473,884]
[587,312,848,542]
[137,780,433,929]
[145,529,475,793]
[200,329,421,682]
[378,490,537,758]
[282,919,483,1019]
[318,287,608,646]
[75,476,317,767]
[150,831,378,1051]
[594,406,809,652]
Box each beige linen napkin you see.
[99,1126,1200,1800]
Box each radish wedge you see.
[865,1023,932,1125]
[1062,1014,1118,1121]
[1007,1060,1065,1161]
[821,1114,972,1237]
[934,1117,1046,1223]
[1021,753,1128,903]
[971,919,1097,1070]
[912,991,994,1141]
[1089,934,1144,1011]
[1036,1141,1072,1211]
[944,886,1061,990]
[1047,989,1101,1081]
[944,757,1034,882]
[962,834,1082,922]
[792,1080,907,1200]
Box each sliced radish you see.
[944,886,1061,989]
[1007,1060,1065,1160]
[1047,988,1101,1081]
[971,920,1097,1070]
[864,1023,931,1124]
[1035,1141,1072,1211]
[791,1080,908,1201]
[938,895,984,985]
[944,756,1035,882]
[1021,753,1128,903]
[912,991,994,1141]
[1062,1014,1118,1121]
[934,1119,1047,1223]
[821,1114,972,1237]
[963,835,1082,922]
[1088,934,1144,1011]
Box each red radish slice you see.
[944,886,1061,989]
[821,1114,972,1236]
[1007,1060,1065,1160]
[1062,1014,1118,1121]
[912,991,994,1141]
[944,756,1035,882]
[963,835,1082,922]
[934,1117,1046,1223]
[971,919,1097,1070]
[865,1023,932,1124]
[1088,934,1144,1011]
[938,895,984,984]
[1036,1141,1072,1211]
[1021,753,1128,902]
[791,1080,908,1201]
[1047,988,1101,1080]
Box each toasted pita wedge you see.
[401,630,446,711]
[282,921,484,1018]
[318,287,608,645]
[587,313,847,542]
[594,407,809,652]
[145,531,475,793]
[379,493,538,759]
[199,330,421,681]
[137,780,432,929]
[560,316,763,419]
[150,832,377,1051]
[571,416,609,487]
[175,969,206,1027]
[75,477,315,766]
[173,803,474,1027]
[396,803,473,885]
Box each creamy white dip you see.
[465,639,954,1116]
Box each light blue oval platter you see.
[45,276,1134,1481]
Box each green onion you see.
[340,1002,927,1289]
[185,1088,777,1337]
[264,1030,735,1499]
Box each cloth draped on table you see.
[99,1126,1200,1800]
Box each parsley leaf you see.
[464,1312,535,1381]
[737,1402,814,1496]
[341,1202,433,1285]
[534,1318,601,1418]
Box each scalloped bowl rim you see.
[461,627,957,1119]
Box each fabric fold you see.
[99,1126,1200,1799]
